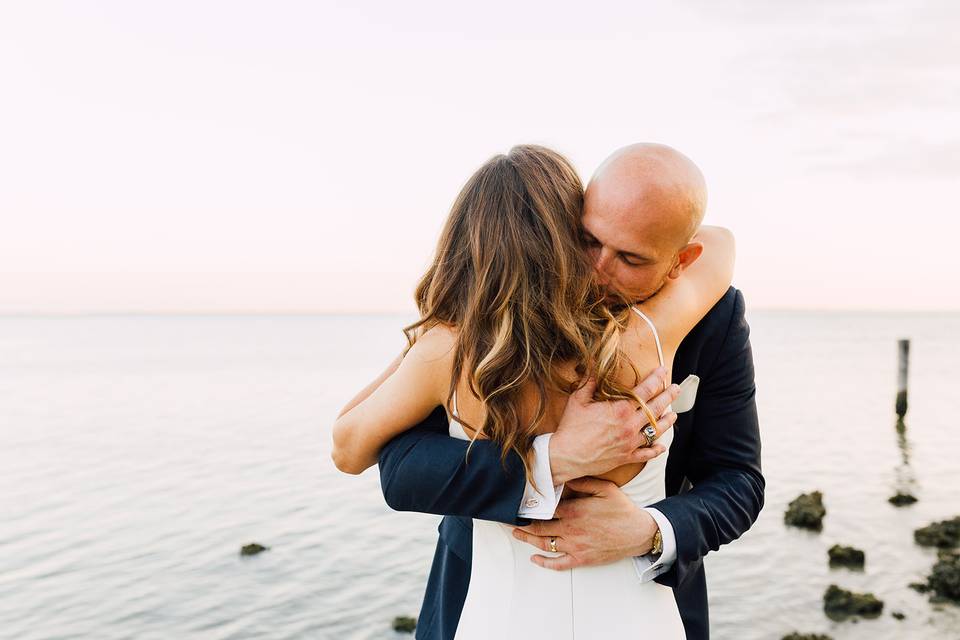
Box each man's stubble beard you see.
[635,274,669,304]
[606,271,670,307]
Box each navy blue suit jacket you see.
[377,286,765,640]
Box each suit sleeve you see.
[648,288,765,588]
[377,406,536,526]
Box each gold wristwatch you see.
[651,527,663,557]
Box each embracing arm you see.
[331,327,453,475]
[648,288,765,588]
[337,350,405,419]
[378,369,679,526]
[377,407,536,524]
[371,333,574,525]
[644,225,735,350]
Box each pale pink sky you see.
[1,1,958,313]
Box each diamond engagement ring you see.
[549,537,558,553]
[641,424,658,447]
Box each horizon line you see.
[2,306,958,317]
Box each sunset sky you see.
[2,1,957,313]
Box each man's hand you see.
[548,367,681,485]
[511,476,659,570]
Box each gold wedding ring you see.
[549,537,558,553]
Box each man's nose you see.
[592,247,615,284]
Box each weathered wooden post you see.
[895,339,909,419]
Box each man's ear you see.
[667,241,704,278]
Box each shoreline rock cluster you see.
[827,544,865,569]
[914,516,960,548]
[910,550,960,604]
[239,542,269,556]
[784,491,826,531]
[910,516,960,605]
[392,616,417,633]
[780,491,960,635]
[783,491,885,631]
[822,584,883,620]
[888,492,918,507]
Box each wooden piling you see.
[895,339,909,419]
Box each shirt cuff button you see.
[524,497,540,508]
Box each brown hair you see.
[404,145,651,493]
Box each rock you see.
[785,491,826,530]
[828,544,865,569]
[823,584,884,620]
[239,542,269,556]
[914,516,960,548]
[888,493,918,507]
[891,611,906,620]
[913,550,960,604]
[392,616,417,633]
[782,634,834,640]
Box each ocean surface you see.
[1,310,959,640]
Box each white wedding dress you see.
[448,307,686,639]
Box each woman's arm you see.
[641,225,735,349]
[337,349,405,418]
[331,326,454,475]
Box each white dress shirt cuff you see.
[517,433,564,520]
[632,507,678,582]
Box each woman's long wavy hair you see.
[403,145,658,494]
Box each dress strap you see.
[630,306,665,367]
[451,390,459,417]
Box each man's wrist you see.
[638,507,677,582]
[632,507,659,556]
[546,434,576,485]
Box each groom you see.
[377,143,764,640]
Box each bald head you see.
[587,143,707,247]
[581,143,708,302]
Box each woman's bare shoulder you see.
[407,322,458,364]
[627,299,688,367]
[617,307,674,376]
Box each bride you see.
[331,144,733,638]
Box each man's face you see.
[580,185,685,303]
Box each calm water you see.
[1,311,959,640]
